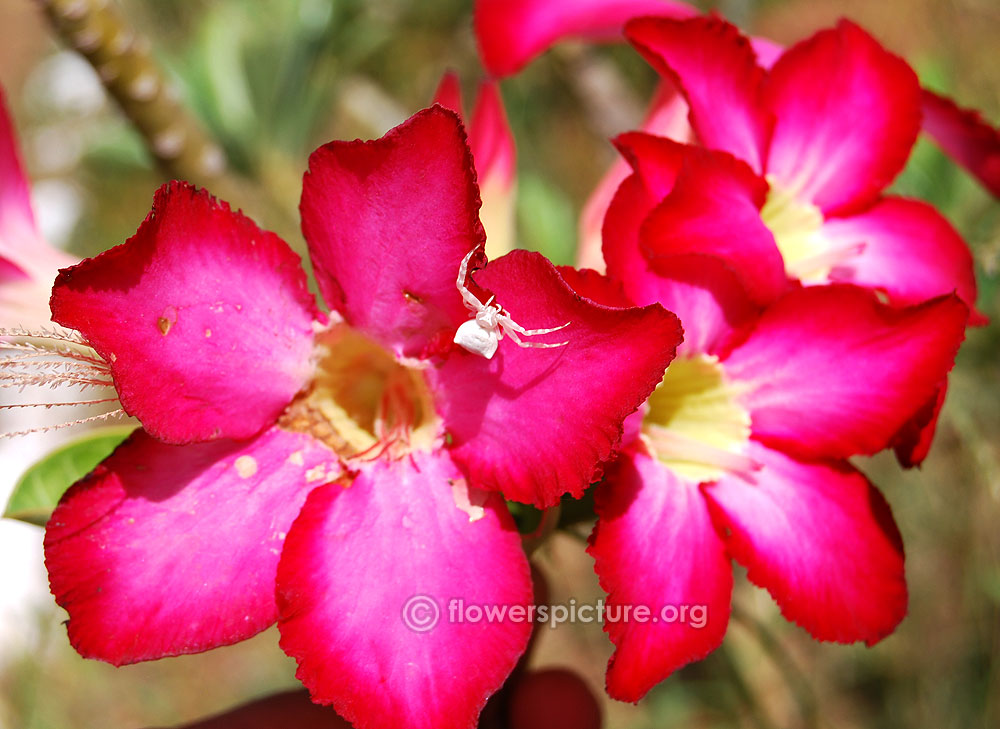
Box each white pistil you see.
[784,240,867,282]
[643,426,761,480]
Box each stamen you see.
[0,409,127,440]
[0,344,110,368]
[0,325,89,345]
[0,371,116,390]
[1,398,121,410]
[1,327,124,438]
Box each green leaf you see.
[3,427,134,527]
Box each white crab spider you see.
[453,249,570,359]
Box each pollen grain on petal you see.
[157,306,178,336]
[234,455,258,479]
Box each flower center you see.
[760,177,863,284]
[641,354,754,483]
[278,324,438,459]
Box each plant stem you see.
[36,0,227,185]
[35,0,305,246]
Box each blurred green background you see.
[0,0,997,727]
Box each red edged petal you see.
[704,443,906,644]
[920,89,1000,199]
[50,182,318,444]
[763,21,921,215]
[301,107,485,359]
[475,0,695,77]
[0,84,41,264]
[625,15,771,173]
[641,255,758,358]
[589,446,732,701]
[892,380,947,468]
[470,83,518,259]
[601,135,760,356]
[432,71,464,116]
[724,286,968,460]
[602,133,687,306]
[640,146,788,306]
[433,249,681,507]
[556,265,633,308]
[822,196,984,324]
[470,82,516,189]
[44,427,339,665]
[0,84,75,307]
[577,84,693,272]
[154,690,350,729]
[276,450,532,729]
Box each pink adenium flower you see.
[589,147,970,698]
[623,17,982,319]
[604,18,984,467]
[474,1,1000,201]
[0,85,77,331]
[42,106,680,729]
[603,127,975,467]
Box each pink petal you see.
[50,182,318,444]
[601,133,760,355]
[431,76,516,189]
[0,84,41,267]
[474,0,696,77]
[892,381,947,468]
[276,450,532,729]
[433,249,681,507]
[577,161,627,274]
[601,135,759,357]
[301,107,485,359]
[469,82,516,189]
[920,89,1000,199]
[577,84,692,272]
[589,446,732,701]
[470,83,518,259]
[556,265,633,308]
[158,690,350,729]
[763,21,922,215]
[432,71,464,115]
[704,442,906,644]
[640,145,788,306]
[625,15,771,173]
[602,132,687,306]
[724,285,968,460]
[751,36,784,70]
[0,275,61,331]
[0,83,75,316]
[642,256,758,358]
[821,196,984,324]
[44,427,339,665]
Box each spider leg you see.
[499,316,570,337]
[456,248,486,311]
[499,315,569,349]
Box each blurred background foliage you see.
[0,0,997,727]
